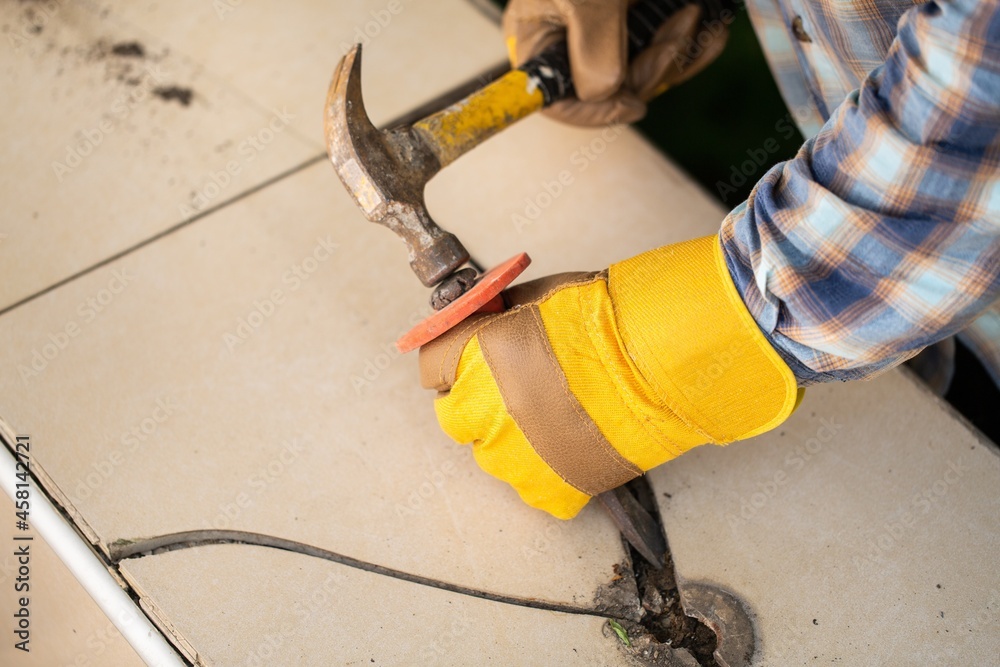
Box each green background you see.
[635,9,803,205]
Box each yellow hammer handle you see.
[412,70,545,169]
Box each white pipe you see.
[0,444,185,667]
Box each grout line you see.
[2,420,617,652]
[0,153,327,319]
[1,59,511,319]
[70,1,321,152]
[112,529,608,618]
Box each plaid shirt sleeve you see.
[720,0,1000,385]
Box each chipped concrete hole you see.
[594,478,755,667]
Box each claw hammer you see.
[324,0,701,567]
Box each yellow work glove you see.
[419,236,801,519]
[502,0,729,126]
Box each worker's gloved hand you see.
[502,0,729,126]
[419,236,801,519]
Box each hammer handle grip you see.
[410,0,718,170]
[412,70,545,169]
[519,0,701,105]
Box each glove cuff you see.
[608,235,799,443]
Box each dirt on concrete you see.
[594,562,644,623]
[596,478,720,667]
[153,85,194,106]
[110,40,145,57]
[629,543,719,665]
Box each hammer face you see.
[325,45,469,287]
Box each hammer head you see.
[324,44,469,287]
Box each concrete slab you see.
[0,0,505,311]
[0,147,681,610]
[109,0,507,130]
[426,116,723,275]
[0,1,730,603]
[10,2,994,664]
[648,372,1000,665]
[119,543,634,666]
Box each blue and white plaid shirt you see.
[721,0,1000,387]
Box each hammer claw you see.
[325,45,469,287]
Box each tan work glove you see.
[419,236,801,519]
[503,0,729,126]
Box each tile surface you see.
[0,0,732,619]
[119,543,632,666]
[648,372,1000,665]
[13,3,995,664]
[0,0,505,311]
[110,0,507,129]
[426,117,724,274]
[0,492,144,667]
[0,111,731,607]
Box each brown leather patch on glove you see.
[478,305,641,496]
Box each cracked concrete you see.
[108,529,617,617]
